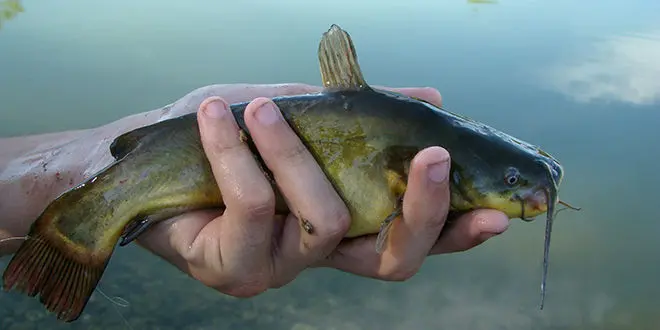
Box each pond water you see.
[1,0,659,329]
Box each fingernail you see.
[203,98,228,119]
[255,101,279,125]
[428,160,449,183]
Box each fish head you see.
[448,129,564,221]
[442,121,578,309]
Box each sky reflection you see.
[543,27,660,106]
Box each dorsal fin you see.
[318,24,371,91]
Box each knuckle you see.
[406,198,449,235]
[423,213,447,234]
[380,264,421,282]
[208,268,273,298]
[316,206,351,239]
[269,276,296,289]
[198,125,244,160]
[328,207,352,237]
[276,142,309,166]
[236,187,276,218]
[207,140,244,159]
[179,244,201,264]
[219,277,271,298]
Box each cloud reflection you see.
[543,29,660,105]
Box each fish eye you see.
[504,167,520,186]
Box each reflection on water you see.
[542,28,660,106]
[0,0,22,30]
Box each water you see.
[1,0,659,329]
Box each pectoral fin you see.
[120,217,153,247]
[374,169,407,253]
[375,205,402,254]
[119,206,207,246]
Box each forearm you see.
[0,83,323,256]
[0,131,84,251]
[0,109,163,256]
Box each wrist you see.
[0,130,88,255]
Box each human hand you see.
[133,83,510,296]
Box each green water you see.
[1,0,660,329]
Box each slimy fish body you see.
[2,25,577,322]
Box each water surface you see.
[1,0,659,329]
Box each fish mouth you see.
[513,184,580,222]
[512,186,550,222]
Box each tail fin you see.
[2,227,110,322]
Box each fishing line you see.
[96,287,130,308]
[96,286,134,330]
[553,206,569,217]
[1,236,133,329]
[0,236,29,257]
[0,235,57,246]
[0,235,50,254]
[0,236,28,244]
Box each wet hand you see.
[315,148,510,280]
[313,88,510,280]
[136,84,510,297]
